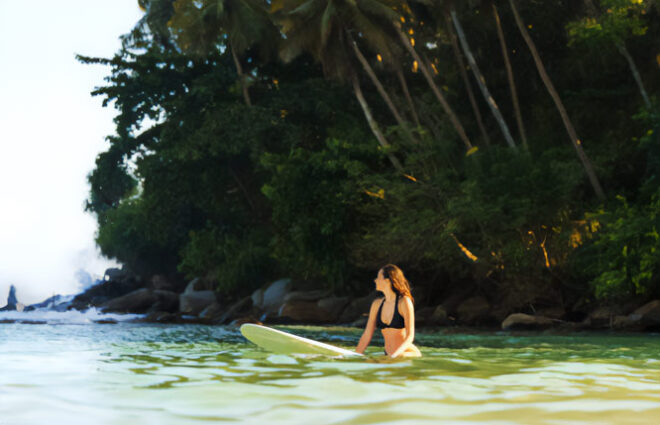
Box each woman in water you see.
[356,264,422,358]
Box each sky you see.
[0,1,144,305]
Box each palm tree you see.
[509,0,605,200]
[138,0,279,106]
[393,19,474,150]
[443,11,491,146]
[274,0,407,171]
[491,1,527,148]
[449,7,517,149]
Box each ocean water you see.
[0,311,659,425]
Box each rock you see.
[338,292,380,323]
[284,289,332,303]
[142,311,182,323]
[184,278,212,293]
[104,268,127,281]
[94,319,118,324]
[69,277,142,311]
[102,288,160,313]
[199,302,223,320]
[633,300,660,328]
[251,288,264,309]
[317,296,350,321]
[16,303,24,312]
[152,290,180,313]
[456,296,491,325]
[501,313,554,330]
[585,306,622,328]
[261,279,293,312]
[535,307,566,320]
[218,296,252,324]
[414,306,435,326]
[26,294,73,312]
[7,285,18,306]
[278,300,326,323]
[180,288,217,316]
[611,314,641,329]
[150,275,178,292]
[0,285,19,311]
[427,305,449,326]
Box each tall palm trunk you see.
[444,12,490,146]
[617,42,652,109]
[509,0,605,200]
[351,74,404,172]
[396,68,421,128]
[230,41,252,107]
[395,24,473,150]
[348,34,416,144]
[450,9,517,149]
[492,2,528,148]
[582,0,651,110]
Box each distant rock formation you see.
[0,285,19,311]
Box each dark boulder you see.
[102,289,178,314]
[69,276,142,311]
[501,313,554,330]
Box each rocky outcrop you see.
[427,305,449,326]
[0,285,19,311]
[634,300,660,326]
[338,292,380,324]
[257,279,293,312]
[102,289,179,314]
[501,313,554,330]
[179,280,216,315]
[69,270,143,311]
[277,296,351,323]
[456,296,492,325]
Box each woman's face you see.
[374,269,390,291]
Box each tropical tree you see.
[449,7,517,148]
[509,0,606,200]
[491,1,528,148]
[568,0,653,109]
[274,0,406,171]
[138,0,280,106]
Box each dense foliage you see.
[81,0,660,310]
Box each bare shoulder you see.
[399,296,414,311]
[371,297,384,309]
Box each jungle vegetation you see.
[80,0,660,313]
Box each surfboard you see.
[240,323,363,357]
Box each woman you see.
[356,264,421,358]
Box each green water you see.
[1,323,658,424]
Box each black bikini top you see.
[376,295,406,329]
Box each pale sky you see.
[0,1,144,304]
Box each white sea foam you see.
[0,307,143,324]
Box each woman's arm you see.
[390,297,416,358]
[355,299,380,354]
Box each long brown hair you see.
[381,264,414,303]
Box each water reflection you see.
[1,323,659,424]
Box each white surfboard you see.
[240,323,363,357]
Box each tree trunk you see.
[230,41,252,107]
[352,74,404,172]
[396,68,421,128]
[444,12,491,146]
[617,42,652,109]
[349,34,416,144]
[450,9,517,149]
[582,0,651,110]
[395,24,473,150]
[492,2,528,149]
[509,0,605,200]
